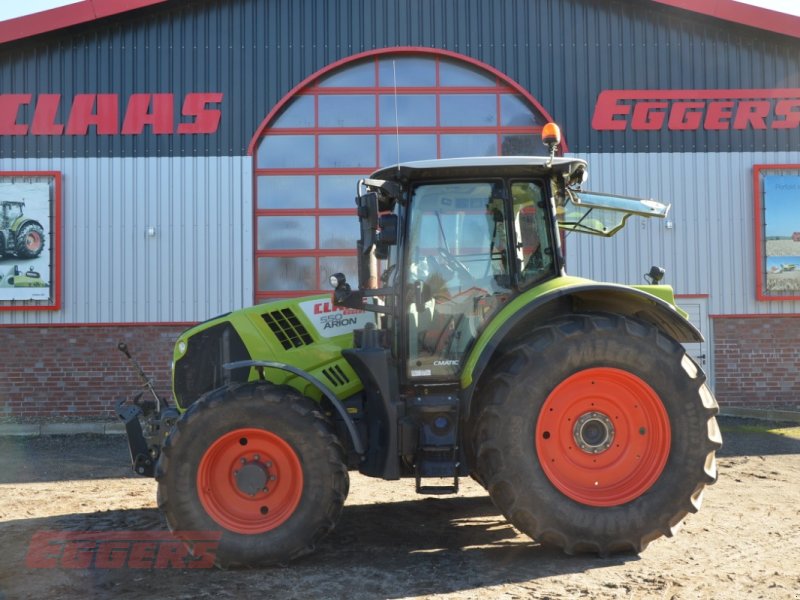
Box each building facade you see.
[1,0,798,418]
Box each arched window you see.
[252,49,553,302]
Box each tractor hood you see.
[171,295,374,410]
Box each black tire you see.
[14,222,45,259]
[156,381,349,567]
[473,313,722,555]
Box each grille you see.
[322,364,351,387]
[262,308,313,349]
[173,322,250,409]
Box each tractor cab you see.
[332,154,670,385]
[328,141,680,491]
[0,201,24,228]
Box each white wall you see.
[566,151,800,317]
[0,156,253,325]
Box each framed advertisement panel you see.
[0,172,61,311]
[754,164,800,301]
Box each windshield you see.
[403,180,551,380]
[405,181,509,379]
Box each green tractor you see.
[0,265,48,288]
[0,200,46,260]
[118,125,721,567]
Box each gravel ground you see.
[0,417,798,600]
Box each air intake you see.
[322,364,351,387]
[262,308,313,349]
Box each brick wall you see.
[714,316,800,411]
[2,318,798,418]
[0,325,185,419]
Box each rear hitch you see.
[116,342,179,477]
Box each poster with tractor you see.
[763,174,800,296]
[0,176,52,301]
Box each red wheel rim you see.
[197,428,303,534]
[26,232,42,252]
[535,368,671,507]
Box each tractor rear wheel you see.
[473,313,721,554]
[156,381,349,567]
[15,222,45,258]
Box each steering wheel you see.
[438,247,473,281]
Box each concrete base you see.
[719,407,800,424]
[0,422,126,437]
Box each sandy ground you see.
[0,420,799,600]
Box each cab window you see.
[510,181,553,287]
[405,181,510,380]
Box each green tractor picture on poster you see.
[0,179,51,301]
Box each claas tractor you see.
[0,200,46,259]
[117,124,721,567]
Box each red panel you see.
[651,0,800,39]
[0,0,168,45]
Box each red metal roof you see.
[0,0,797,45]
[652,0,800,39]
[0,0,168,44]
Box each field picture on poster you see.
[0,174,55,303]
[757,167,800,300]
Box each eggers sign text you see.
[592,89,800,132]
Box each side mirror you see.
[375,214,398,260]
[356,192,379,254]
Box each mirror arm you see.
[332,282,393,315]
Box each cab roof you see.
[370,156,588,183]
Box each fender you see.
[223,359,365,455]
[461,276,702,391]
[11,217,41,233]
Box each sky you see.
[764,176,800,238]
[0,0,799,21]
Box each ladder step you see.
[414,453,459,495]
[417,483,458,495]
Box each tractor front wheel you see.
[474,313,721,554]
[156,382,349,567]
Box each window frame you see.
[251,49,558,303]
